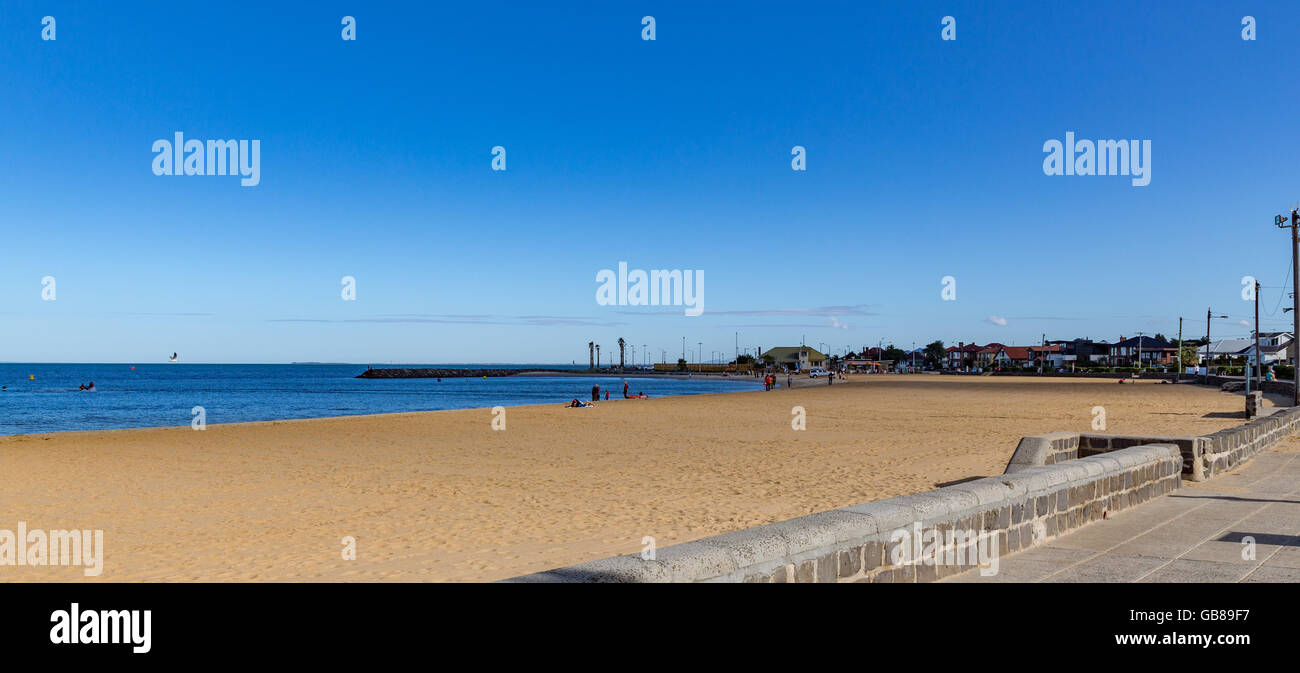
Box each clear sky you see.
[2,1,1298,364]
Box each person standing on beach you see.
[623,381,629,398]
[787,374,792,389]
[592,384,600,402]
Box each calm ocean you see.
[0,364,761,435]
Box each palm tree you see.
[588,341,594,370]
[596,344,601,369]
[618,338,626,370]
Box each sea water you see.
[0,364,761,435]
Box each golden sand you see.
[0,376,1269,582]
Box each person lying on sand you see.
[568,399,594,407]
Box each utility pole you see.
[698,341,702,372]
[1205,310,1212,376]
[1176,317,1183,382]
[1254,279,1261,390]
[1277,206,1300,406]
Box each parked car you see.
[808,367,830,377]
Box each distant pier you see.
[355,368,557,379]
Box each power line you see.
[1265,253,1293,318]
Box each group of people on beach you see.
[570,381,649,407]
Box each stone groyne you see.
[356,368,559,379]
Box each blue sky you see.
[2,1,1299,363]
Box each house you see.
[1256,332,1293,348]
[1252,332,1295,365]
[761,346,826,372]
[1111,336,1178,366]
[1200,338,1254,364]
[975,343,1006,368]
[988,346,1029,367]
[945,342,984,369]
[1252,344,1291,366]
[1027,344,1064,368]
[1050,338,1112,366]
[1225,332,1296,366]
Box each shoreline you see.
[0,377,766,439]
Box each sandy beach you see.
[0,376,1270,582]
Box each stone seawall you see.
[504,444,1181,583]
[1199,374,1296,397]
[989,371,1179,380]
[1004,406,1300,481]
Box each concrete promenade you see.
[946,436,1300,583]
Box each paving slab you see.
[1138,558,1255,583]
[942,559,1060,583]
[1180,540,1284,565]
[1039,554,1169,583]
[943,443,1300,583]
[1242,566,1300,582]
[1261,546,1300,569]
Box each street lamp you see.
[1205,311,1229,375]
